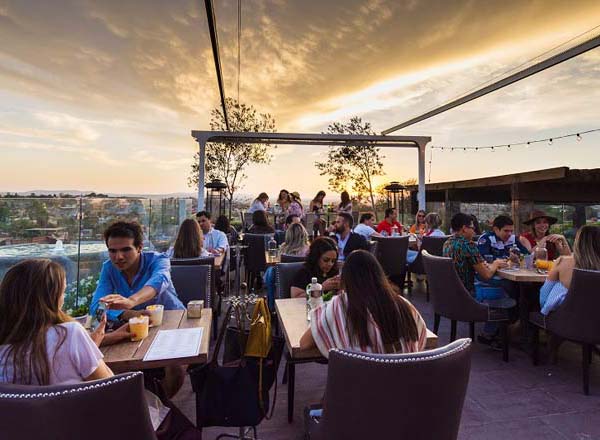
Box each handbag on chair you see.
[189,300,284,429]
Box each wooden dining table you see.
[496,267,548,283]
[102,309,212,372]
[275,297,438,422]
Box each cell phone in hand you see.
[91,302,107,331]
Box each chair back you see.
[372,236,409,278]
[546,269,600,345]
[275,262,305,299]
[421,251,487,322]
[0,372,156,440]
[315,339,472,440]
[171,263,212,307]
[409,235,450,275]
[367,240,378,255]
[243,212,253,231]
[280,254,306,263]
[244,233,272,273]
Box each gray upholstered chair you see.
[372,236,409,289]
[280,254,306,263]
[171,263,214,338]
[530,268,600,394]
[0,371,156,440]
[275,262,305,300]
[244,233,273,290]
[407,235,450,300]
[305,339,472,440]
[422,250,514,361]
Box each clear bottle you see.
[306,277,323,321]
[268,236,278,258]
[392,225,399,236]
[534,241,548,262]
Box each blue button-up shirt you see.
[90,251,184,321]
[203,227,229,252]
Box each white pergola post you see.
[197,137,207,211]
[417,141,427,211]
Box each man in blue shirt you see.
[90,221,184,322]
[477,215,529,259]
[196,211,229,255]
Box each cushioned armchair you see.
[372,236,409,289]
[530,268,600,394]
[422,250,515,361]
[407,235,450,300]
[305,339,472,440]
[0,371,156,440]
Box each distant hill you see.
[1,190,197,199]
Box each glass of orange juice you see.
[129,315,149,341]
[146,304,164,326]
[535,259,553,271]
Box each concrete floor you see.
[172,279,600,440]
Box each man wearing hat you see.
[520,210,571,260]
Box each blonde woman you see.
[423,212,446,237]
[280,223,310,257]
[540,225,600,315]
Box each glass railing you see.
[0,197,197,316]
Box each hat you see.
[523,210,558,226]
[290,191,301,200]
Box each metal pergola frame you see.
[191,130,431,213]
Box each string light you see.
[428,128,598,152]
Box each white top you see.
[247,200,266,214]
[353,223,377,240]
[426,229,446,237]
[0,321,103,385]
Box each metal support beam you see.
[417,141,426,211]
[383,34,600,134]
[197,139,206,211]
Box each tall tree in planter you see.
[188,98,276,218]
[315,117,384,217]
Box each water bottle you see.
[381,230,389,237]
[392,225,399,237]
[268,236,278,258]
[306,277,323,321]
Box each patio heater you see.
[384,181,406,225]
[205,179,227,217]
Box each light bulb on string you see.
[577,133,582,142]
[548,138,553,146]
[526,141,531,148]
[463,148,467,153]
[507,144,511,151]
[491,146,495,153]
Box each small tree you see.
[188,98,276,219]
[315,117,384,216]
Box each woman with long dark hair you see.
[249,210,275,234]
[0,260,120,384]
[215,215,239,245]
[300,250,427,357]
[310,190,327,236]
[168,218,209,258]
[290,236,340,298]
[338,191,352,214]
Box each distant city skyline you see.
[1,0,600,198]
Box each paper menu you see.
[143,328,203,362]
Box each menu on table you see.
[143,328,203,362]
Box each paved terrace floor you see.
[173,279,600,439]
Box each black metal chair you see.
[305,339,472,440]
[529,268,600,395]
[372,236,409,290]
[0,372,156,440]
[407,235,450,300]
[243,233,272,291]
[422,250,515,362]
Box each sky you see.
[1,0,600,200]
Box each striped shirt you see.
[310,292,427,358]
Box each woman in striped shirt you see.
[299,250,427,358]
